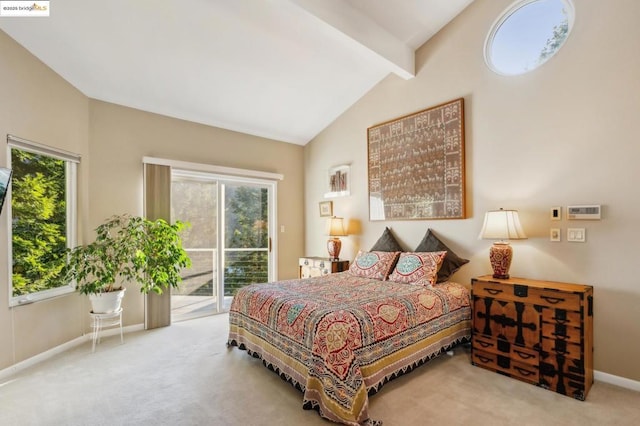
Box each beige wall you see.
[88,100,305,326]
[0,30,304,370]
[0,30,89,369]
[304,0,640,381]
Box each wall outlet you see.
[550,228,561,242]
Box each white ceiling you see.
[0,0,473,145]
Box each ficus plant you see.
[63,214,191,295]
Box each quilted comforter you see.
[227,272,471,425]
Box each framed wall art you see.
[367,98,465,221]
[324,164,350,198]
[319,200,333,217]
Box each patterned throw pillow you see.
[348,250,400,280]
[388,251,447,286]
[415,229,469,283]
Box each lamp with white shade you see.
[478,208,527,279]
[326,216,347,260]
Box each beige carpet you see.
[0,313,637,426]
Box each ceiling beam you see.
[287,0,415,79]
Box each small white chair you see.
[89,308,123,352]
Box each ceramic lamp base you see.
[489,242,512,279]
[327,237,342,260]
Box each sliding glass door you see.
[170,170,275,321]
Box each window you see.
[485,0,574,76]
[7,135,79,305]
[142,156,282,321]
[170,169,276,319]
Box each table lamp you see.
[479,208,527,279]
[326,216,347,260]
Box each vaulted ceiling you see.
[1,0,474,145]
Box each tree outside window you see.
[10,147,74,297]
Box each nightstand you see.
[298,257,349,279]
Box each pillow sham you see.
[388,251,447,286]
[414,229,469,283]
[349,250,400,280]
[370,227,404,252]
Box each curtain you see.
[143,162,172,329]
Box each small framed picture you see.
[324,164,350,198]
[319,201,333,217]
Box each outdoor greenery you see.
[11,147,262,300]
[11,149,68,296]
[223,185,269,295]
[170,180,270,298]
[171,179,217,250]
[62,214,192,295]
[170,179,218,297]
[539,16,569,63]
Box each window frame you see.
[484,0,575,76]
[6,135,79,307]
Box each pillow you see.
[370,227,404,252]
[388,251,447,286]
[414,229,469,283]
[349,250,400,280]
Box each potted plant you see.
[63,214,191,313]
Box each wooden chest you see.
[471,275,594,400]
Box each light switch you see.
[567,228,586,242]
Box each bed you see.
[228,251,471,425]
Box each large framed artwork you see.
[367,98,465,221]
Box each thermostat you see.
[567,205,601,220]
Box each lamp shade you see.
[479,209,527,240]
[326,216,347,236]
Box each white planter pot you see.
[89,288,126,313]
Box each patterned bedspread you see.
[228,272,471,425]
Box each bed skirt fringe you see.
[367,335,470,396]
[228,339,307,392]
[228,335,470,425]
[228,339,383,425]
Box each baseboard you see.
[595,370,640,392]
[0,323,144,382]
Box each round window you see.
[485,0,574,76]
